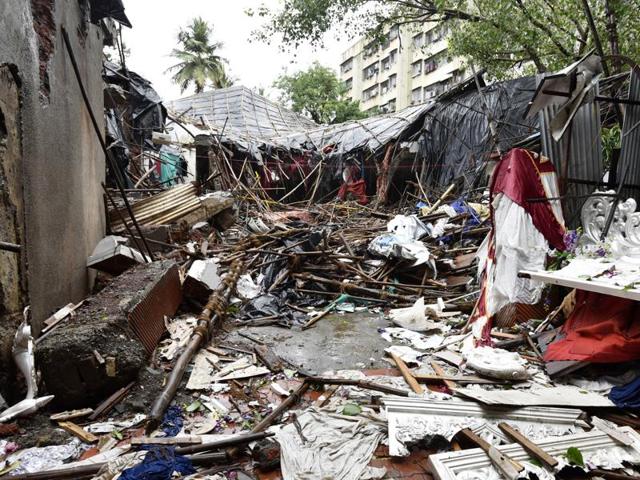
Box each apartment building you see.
[339,23,466,113]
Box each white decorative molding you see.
[383,397,584,457]
[428,427,640,480]
[581,191,640,260]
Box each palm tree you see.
[167,18,231,94]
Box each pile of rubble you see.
[1,169,640,480]
[4,55,640,480]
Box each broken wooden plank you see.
[456,428,523,480]
[430,362,457,390]
[50,408,94,422]
[498,422,559,469]
[591,416,635,446]
[58,421,98,444]
[88,381,135,421]
[389,352,423,394]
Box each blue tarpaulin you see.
[120,406,195,479]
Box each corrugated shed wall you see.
[618,67,640,201]
[539,84,603,228]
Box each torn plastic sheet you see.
[237,274,262,300]
[420,76,538,190]
[389,298,444,331]
[85,413,147,434]
[380,327,445,350]
[368,233,435,268]
[5,439,84,475]
[369,214,436,267]
[104,62,166,148]
[242,293,283,318]
[276,409,385,480]
[387,215,431,241]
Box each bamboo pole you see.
[146,260,243,432]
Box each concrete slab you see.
[226,311,393,375]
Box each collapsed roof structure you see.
[163,77,540,206]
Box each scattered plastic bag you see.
[389,298,441,331]
[236,274,262,300]
[368,233,436,269]
[386,215,431,241]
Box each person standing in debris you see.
[178,155,188,183]
[337,156,368,205]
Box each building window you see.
[381,49,398,71]
[363,61,379,80]
[424,52,441,74]
[425,24,447,44]
[363,84,379,101]
[381,99,396,114]
[424,59,437,74]
[413,33,424,49]
[424,88,437,100]
[363,41,378,59]
[424,79,450,99]
[344,78,353,91]
[411,60,422,77]
[341,58,353,74]
[452,69,466,84]
[380,74,396,94]
[411,87,422,104]
[389,25,399,40]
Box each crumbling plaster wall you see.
[0,0,106,339]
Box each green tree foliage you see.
[274,62,368,124]
[167,17,232,94]
[251,0,640,79]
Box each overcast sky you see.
[120,1,349,102]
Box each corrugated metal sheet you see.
[539,83,603,227]
[273,103,432,155]
[167,86,317,148]
[619,67,640,201]
[128,263,182,353]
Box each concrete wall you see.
[0,0,106,351]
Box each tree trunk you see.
[604,0,622,73]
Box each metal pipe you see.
[60,27,155,262]
[0,241,20,253]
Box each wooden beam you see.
[389,352,423,394]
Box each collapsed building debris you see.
[4,17,640,477]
